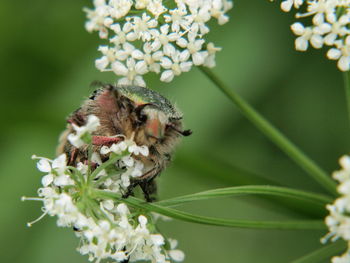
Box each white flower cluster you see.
[275,0,350,71]
[100,137,150,189]
[84,0,232,86]
[323,155,350,262]
[23,116,184,263]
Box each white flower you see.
[84,0,110,38]
[109,0,133,19]
[135,0,150,9]
[110,22,137,46]
[186,5,212,35]
[177,32,208,65]
[95,45,116,71]
[67,115,100,148]
[291,22,324,51]
[280,0,304,12]
[210,0,232,25]
[131,13,158,41]
[132,43,164,73]
[161,46,193,82]
[112,57,148,86]
[327,36,350,71]
[33,154,74,187]
[147,0,168,17]
[168,239,185,262]
[164,5,190,32]
[151,24,180,52]
[204,42,222,68]
[332,252,350,263]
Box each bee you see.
[57,84,192,201]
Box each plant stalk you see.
[199,67,337,196]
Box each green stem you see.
[90,152,127,180]
[93,169,123,185]
[199,67,337,196]
[67,166,84,186]
[344,71,350,125]
[291,241,347,263]
[156,185,332,207]
[94,190,326,230]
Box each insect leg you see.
[138,168,161,202]
[122,168,160,201]
[122,181,140,199]
[68,148,78,166]
[92,135,123,145]
[139,178,158,202]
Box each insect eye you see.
[138,113,148,123]
[135,103,152,124]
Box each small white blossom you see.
[131,13,158,42]
[332,252,350,263]
[161,46,193,82]
[147,0,168,17]
[132,43,164,73]
[84,0,110,38]
[33,154,74,187]
[112,57,148,86]
[68,115,100,148]
[109,0,133,19]
[204,42,222,68]
[177,32,208,65]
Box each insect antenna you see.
[167,125,192,136]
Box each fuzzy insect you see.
[57,84,191,201]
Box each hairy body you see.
[57,84,191,201]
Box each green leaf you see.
[94,190,327,230]
[156,185,332,207]
[175,154,330,218]
[291,241,347,263]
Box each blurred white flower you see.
[323,155,350,262]
[68,115,100,148]
[160,47,193,82]
[32,154,74,187]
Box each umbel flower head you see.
[84,0,233,86]
[23,115,184,263]
[273,0,350,71]
[323,155,350,262]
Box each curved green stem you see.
[94,190,326,230]
[199,67,337,196]
[343,71,350,126]
[156,185,332,207]
[291,241,347,263]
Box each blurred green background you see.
[1,0,348,262]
